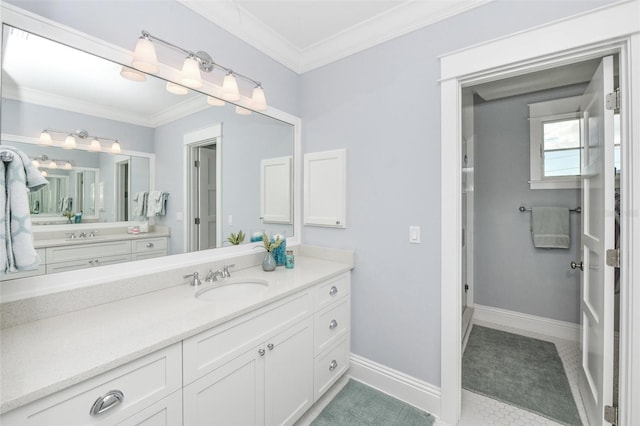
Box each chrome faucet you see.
[184,272,202,287]
[205,264,235,282]
[79,231,87,238]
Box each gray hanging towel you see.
[531,207,570,249]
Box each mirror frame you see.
[0,3,302,301]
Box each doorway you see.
[115,159,130,221]
[184,124,222,253]
[459,55,620,425]
[439,3,639,424]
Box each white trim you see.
[349,353,441,418]
[473,304,580,342]
[440,2,640,425]
[178,0,493,74]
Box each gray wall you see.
[473,87,584,324]
[299,0,614,386]
[5,0,616,388]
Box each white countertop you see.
[0,256,352,414]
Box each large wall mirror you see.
[0,14,298,284]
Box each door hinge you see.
[606,248,620,268]
[606,88,620,111]
[464,284,469,293]
[194,217,200,225]
[604,404,618,425]
[194,160,200,168]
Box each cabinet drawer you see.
[131,250,166,261]
[314,273,349,311]
[115,390,182,426]
[1,343,182,426]
[183,290,312,385]
[132,237,167,253]
[46,254,131,274]
[314,337,350,401]
[46,240,131,263]
[314,297,350,355]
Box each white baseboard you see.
[473,304,580,342]
[349,353,441,418]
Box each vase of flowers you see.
[261,232,282,272]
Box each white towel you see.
[146,191,168,217]
[531,207,570,249]
[133,191,148,217]
[1,146,49,273]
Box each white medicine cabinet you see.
[260,156,293,223]
[303,149,346,228]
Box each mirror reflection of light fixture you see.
[63,134,76,149]
[48,160,58,169]
[39,130,52,145]
[64,161,73,170]
[111,141,121,154]
[122,30,267,109]
[206,96,225,107]
[235,106,251,115]
[166,81,188,95]
[119,66,146,82]
[38,129,121,152]
[41,170,48,177]
[30,154,73,171]
[32,159,40,168]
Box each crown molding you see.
[179,0,493,74]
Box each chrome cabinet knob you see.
[570,260,584,271]
[258,348,265,356]
[146,242,154,248]
[90,390,124,416]
[329,286,338,296]
[267,343,274,350]
[329,360,338,371]
[329,319,338,330]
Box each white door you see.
[198,146,217,250]
[577,55,616,426]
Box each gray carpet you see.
[311,380,435,426]
[462,325,581,425]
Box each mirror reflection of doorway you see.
[115,160,130,221]
[194,143,217,251]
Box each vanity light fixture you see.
[38,130,52,145]
[206,96,225,107]
[30,155,73,171]
[123,30,267,109]
[119,66,146,82]
[64,161,73,170]
[39,129,122,153]
[32,159,40,168]
[166,81,188,95]
[48,160,58,169]
[235,106,251,115]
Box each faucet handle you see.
[183,272,201,287]
[223,264,235,277]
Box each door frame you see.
[439,2,640,424]
[183,124,222,252]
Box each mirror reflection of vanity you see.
[0,17,299,282]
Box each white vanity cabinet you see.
[0,343,182,426]
[45,240,132,273]
[131,237,169,261]
[183,290,314,426]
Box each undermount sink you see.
[195,279,269,303]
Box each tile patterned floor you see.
[455,320,589,426]
[298,320,588,426]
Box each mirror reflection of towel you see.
[531,207,570,249]
[147,191,169,217]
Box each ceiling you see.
[179,0,493,74]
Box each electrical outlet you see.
[409,226,421,243]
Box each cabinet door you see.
[261,156,292,224]
[116,391,182,426]
[265,317,314,426]
[303,149,346,228]
[184,346,265,426]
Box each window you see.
[529,96,620,189]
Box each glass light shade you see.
[48,160,57,169]
[166,81,188,95]
[63,135,76,149]
[89,138,102,152]
[250,86,267,111]
[120,66,146,82]
[180,57,202,89]
[39,131,52,145]
[31,159,40,168]
[131,37,159,74]
[235,106,251,115]
[41,170,48,177]
[222,73,240,101]
[207,96,225,106]
[111,141,122,154]
[64,161,73,170]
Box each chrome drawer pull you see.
[329,286,338,296]
[329,319,338,330]
[258,348,266,356]
[329,360,338,371]
[90,390,124,416]
[267,343,274,350]
[146,242,154,248]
